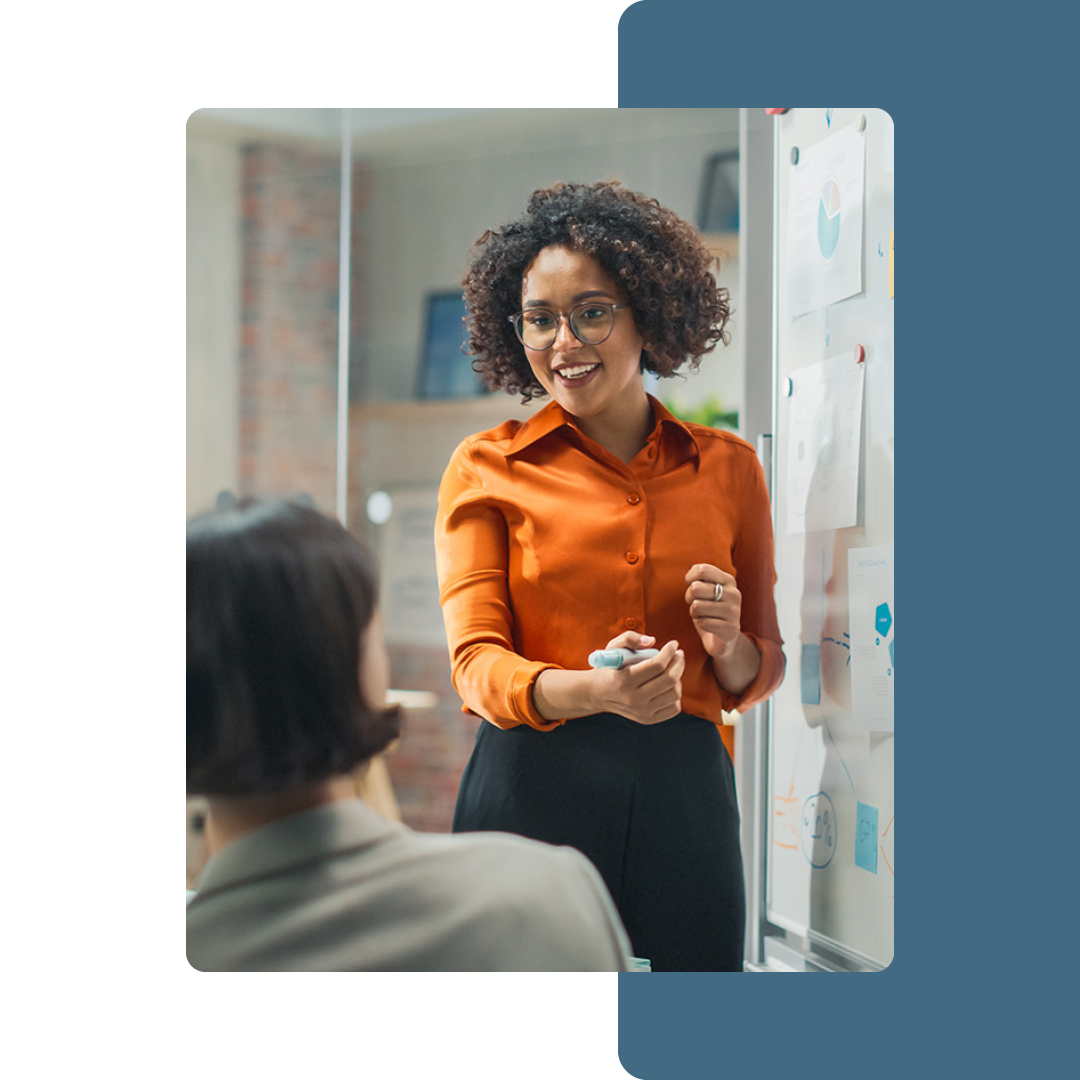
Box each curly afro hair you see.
[461,179,731,402]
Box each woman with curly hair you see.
[435,180,785,971]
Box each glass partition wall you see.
[186,108,745,877]
[187,108,357,524]
[186,109,375,884]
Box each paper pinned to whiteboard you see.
[848,545,894,731]
[785,354,865,534]
[786,123,866,317]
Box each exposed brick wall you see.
[236,143,469,835]
[239,143,367,507]
[383,644,478,833]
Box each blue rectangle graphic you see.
[801,643,821,705]
[855,802,879,874]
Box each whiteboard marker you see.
[588,648,660,669]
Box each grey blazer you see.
[187,798,633,971]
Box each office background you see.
[187,106,747,840]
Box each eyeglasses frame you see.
[507,301,631,351]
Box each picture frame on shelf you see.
[697,149,740,234]
[416,290,489,400]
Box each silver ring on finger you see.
[713,582,724,602]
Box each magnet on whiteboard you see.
[766,108,789,115]
[857,113,867,132]
[783,378,794,396]
[790,147,799,165]
[854,344,865,364]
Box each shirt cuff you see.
[510,663,566,730]
[460,660,566,731]
[719,633,785,714]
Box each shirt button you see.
[627,492,641,505]
[625,617,638,630]
[626,551,639,564]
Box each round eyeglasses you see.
[508,301,630,351]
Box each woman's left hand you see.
[684,564,742,660]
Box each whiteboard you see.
[766,109,894,968]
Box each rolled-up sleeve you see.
[435,439,562,730]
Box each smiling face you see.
[519,245,649,440]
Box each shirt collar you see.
[193,798,400,900]
[504,398,572,456]
[648,396,702,464]
[504,394,701,465]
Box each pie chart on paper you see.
[817,177,842,260]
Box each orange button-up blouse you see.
[434,396,785,759]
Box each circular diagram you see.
[800,791,836,868]
[817,177,841,260]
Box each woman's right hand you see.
[592,632,685,725]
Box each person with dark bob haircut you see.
[436,180,786,971]
[187,497,634,971]
[187,498,401,796]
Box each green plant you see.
[662,394,739,432]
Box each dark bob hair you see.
[462,179,731,402]
[187,498,400,796]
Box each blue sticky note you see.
[801,643,821,705]
[855,802,879,873]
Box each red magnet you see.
[854,344,865,363]
[766,108,788,115]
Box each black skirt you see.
[452,711,745,972]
